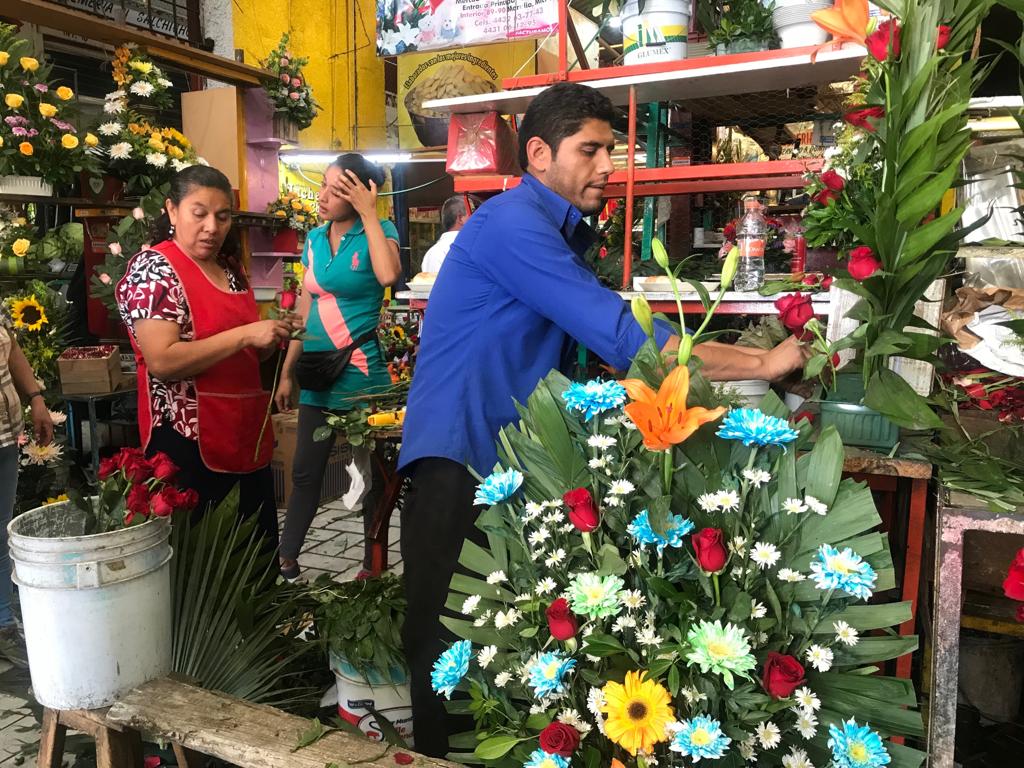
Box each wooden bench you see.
[104,676,461,768]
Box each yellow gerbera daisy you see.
[601,671,674,755]
[11,295,48,331]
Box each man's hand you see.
[30,398,54,446]
[762,336,814,382]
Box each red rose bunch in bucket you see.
[68,447,199,533]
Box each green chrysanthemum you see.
[567,573,625,619]
[685,620,756,689]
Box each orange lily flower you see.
[810,0,870,61]
[621,366,726,452]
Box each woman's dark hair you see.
[329,153,387,189]
[151,165,247,289]
[517,82,617,171]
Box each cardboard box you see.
[58,345,124,395]
[271,412,350,508]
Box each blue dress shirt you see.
[398,174,673,476]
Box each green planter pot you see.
[819,373,900,451]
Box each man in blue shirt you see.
[398,83,809,757]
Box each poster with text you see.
[397,42,534,148]
[377,0,557,56]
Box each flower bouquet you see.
[267,191,317,252]
[15,406,69,515]
[110,44,174,112]
[261,35,320,134]
[0,24,99,190]
[428,304,925,766]
[2,280,70,391]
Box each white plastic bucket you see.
[622,0,690,65]
[332,653,414,746]
[729,379,771,408]
[0,175,53,197]
[9,501,172,709]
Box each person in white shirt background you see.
[420,194,482,274]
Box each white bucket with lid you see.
[332,653,414,746]
[622,0,691,65]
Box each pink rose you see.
[280,73,290,83]
[289,92,300,101]
[99,273,111,285]
[132,207,145,220]
[291,77,302,87]
[280,57,290,67]
[108,242,122,256]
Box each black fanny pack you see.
[295,329,380,391]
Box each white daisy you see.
[494,608,521,629]
[170,159,190,172]
[608,479,635,496]
[528,527,550,546]
[729,535,748,557]
[530,549,544,562]
[109,142,132,159]
[543,511,566,524]
[529,704,547,715]
[542,499,563,509]
[559,524,576,534]
[97,121,122,136]
[494,670,512,688]
[777,568,806,582]
[743,468,772,487]
[524,501,545,520]
[515,593,533,603]
[805,495,828,515]
[461,595,481,614]
[622,417,637,430]
[477,645,497,668]
[750,601,768,619]
[716,490,741,512]
[795,711,818,740]
[636,624,663,647]
[793,686,821,713]
[486,570,506,585]
[157,77,173,88]
[750,542,781,570]
[473,610,492,627]
[782,498,808,515]
[130,81,155,97]
[679,686,707,705]
[805,644,833,672]
[588,457,607,469]
[697,493,719,513]
[545,548,567,567]
[603,495,623,508]
[536,577,557,595]
[103,99,125,114]
[619,589,646,611]
[557,709,592,737]
[782,746,815,768]
[588,435,616,450]
[145,152,167,167]
[755,721,782,750]
[612,615,637,634]
[738,736,757,762]
[833,620,859,646]
[753,631,770,647]
[106,90,126,99]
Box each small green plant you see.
[698,0,778,48]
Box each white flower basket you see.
[0,175,53,197]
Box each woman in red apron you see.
[115,166,301,545]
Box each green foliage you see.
[698,0,778,47]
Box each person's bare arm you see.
[275,288,313,412]
[656,336,808,382]
[7,336,53,445]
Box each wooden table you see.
[842,448,933,680]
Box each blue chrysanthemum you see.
[716,408,800,448]
[430,639,471,699]
[627,509,695,553]
[562,379,627,421]
[474,468,524,506]
[523,749,571,768]
[670,715,732,761]
[810,544,878,601]
[527,652,577,699]
[827,718,891,768]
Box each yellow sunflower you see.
[601,671,675,755]
[11,295,48,332]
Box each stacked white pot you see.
[773,0,834,49]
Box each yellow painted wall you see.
[232,0,387,150]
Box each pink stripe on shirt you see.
[303,238,369,375]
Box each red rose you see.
[538,722,580,757]
[821,275,834,290]
[120,455,154,483]
[98,456,120,480]
[847,245,882,281]
[280,290,297,310]
[866,19,901,61]
[794,411,815,424]
[125,484,151,519]
[761,652,806,699]
[394,753,414,766]
[149,451,178,482]
[1003,549,1024,601]
[546,598,579,641]
[831,353,841,368]
[692,528,728,573]
[1017,604,1024,623]
[774,293,814,339]
[802,275,818,286]
[723,222,736,242]
[936,25,951,50]
[563,488,599,533]
[845,106,886,131]
[812,188,838,206]
[179,488,200,511]
[820,169,845,192]
[150,487,179,517]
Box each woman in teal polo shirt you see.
[275,154,402,580]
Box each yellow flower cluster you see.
[267,191,317,232]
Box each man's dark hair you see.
[440,194,482,231]
[517,83,616,171]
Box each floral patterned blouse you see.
[116,248,243,441]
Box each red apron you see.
[124,240,273,473]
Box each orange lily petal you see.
[622,366,725,451]
[810,0,869,61]
[621,378,657,404]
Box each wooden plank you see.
[38,709,66,768]
[841,448,933,480]
[106,678,463,768]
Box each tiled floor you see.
[0,498,402,766]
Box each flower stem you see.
[662,448,673,496]
[255,349,284,462]
[713,573,721,607]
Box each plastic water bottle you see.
[733,198,766,292]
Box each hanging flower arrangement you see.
[261,34,320,131]
[266,191,317,234]
[109,44,174,111]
